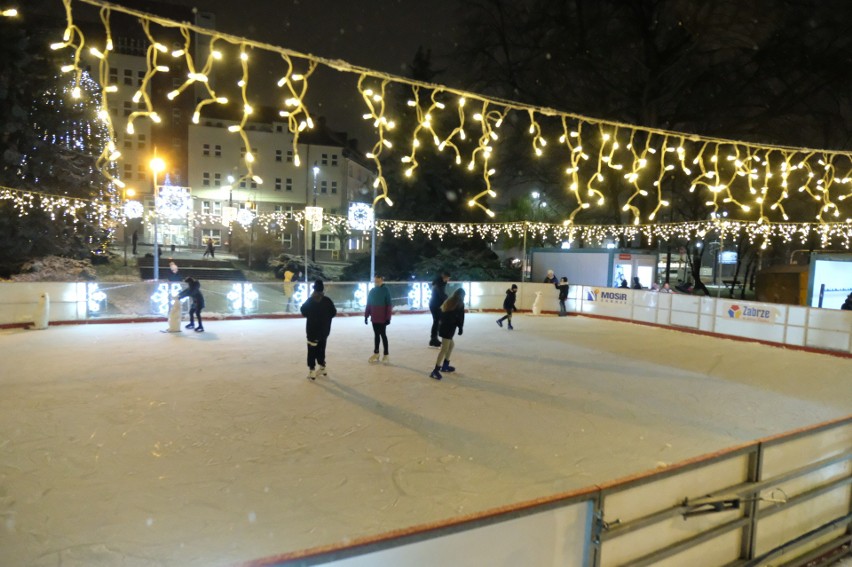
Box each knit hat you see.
[313,279,324,292]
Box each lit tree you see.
[0,15,115,276]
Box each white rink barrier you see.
[0,281,850,354]
[241,417,852,566]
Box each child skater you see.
[300,279,337,380]
[430,288,465,380]
[496,284,517,330]
[365,274,392,364]
[178,277,205,332]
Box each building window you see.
[137,134,146,150]
[203,144,210,157]
[276,125,283,133]
[281,233,293,247]
[239,179,246,188]
[250,179,257,189]
[202,200,212,215]
[321,153,328,166]
[137,70,144,87]
[214,173,221,187]
[124,139,132,149]
[123,69,133,86]
[274,204,295,217]
[202,172,210,186]
[275,178,282,191]
[123,164,133,179]
[319,234,337,250]
[109,67,117,83]
[331,181,338,194]
[331,154,338,166]
[285,178,293,192]
[214,145,222,157]
[275,149,282,162]
[137,166,147,182]
[240,146,246,158]
[320,180,328,194]
[201,229,221,246]
[286,150,293,163]
[123,101,132,117]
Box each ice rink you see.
[1,312,850,566]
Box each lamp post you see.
[150,155,166,281]
[122,187,136,266]
[311,163,319,262]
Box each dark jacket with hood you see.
[178,278,205,308]
[503,287,517,311]
[439,295,465,339]
[301,286,337,340]
[429,276,448,310]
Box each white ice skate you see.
[368,353,380,363]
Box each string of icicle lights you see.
[3,184,851,248]
[42,0,852,227]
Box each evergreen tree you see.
[0,14,114,277]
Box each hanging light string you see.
[30,0,852,227]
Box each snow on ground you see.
[0,313,850,567]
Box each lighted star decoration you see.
[348,202,374,231]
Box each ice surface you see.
[0,313,849,566]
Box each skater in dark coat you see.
[557,277,569,316]
[428,271,450,347]
[496,285,517,330]
[365,274,392,364]
[430,288,465,380]
[300,279,337,380]
[841,292,852,311]
[177,277,205,332]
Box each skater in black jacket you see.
[300,279,337,380]
[428,271,450,347]
[496,285,517,330]
[178,277,205,332]
[557,277,569,316]
[430,288,465,380]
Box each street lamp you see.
[122,187,136,266]
[311,163,319,263]
[150,155,166,281]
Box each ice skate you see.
[496,319,503,328]
[318,365,327,376]
[308,369,317,381]
[429,367,443,380]
[381,354,390,365]
[429,339,441,348]
[508,323,514,330]
[195,326,204,332]
[185,323,195,329]
[441,360,455,373]
[368,353,380,363]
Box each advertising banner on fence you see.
[721,301,779,324]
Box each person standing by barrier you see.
[365,274,392,364]
[430,288,465,380]
[496,284,517,329]
[301,279,337,380]
[557,277,569,316]
[428,271,450,348]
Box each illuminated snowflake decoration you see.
[354,282,375,308]
[156,186,191,220]
[150,282,184,315]
[408,282,430,309]
[227,283,259,311]
[348,202,374,231]
[124,200,144,219]
[76,282,107,312]
[292,282,309,306]
[236,208,255,227]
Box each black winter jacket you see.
[429,277,448,310]
[503,289,517,311]
[301,291,337,340]
[178,280,205,308]
[439,304,465,339]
